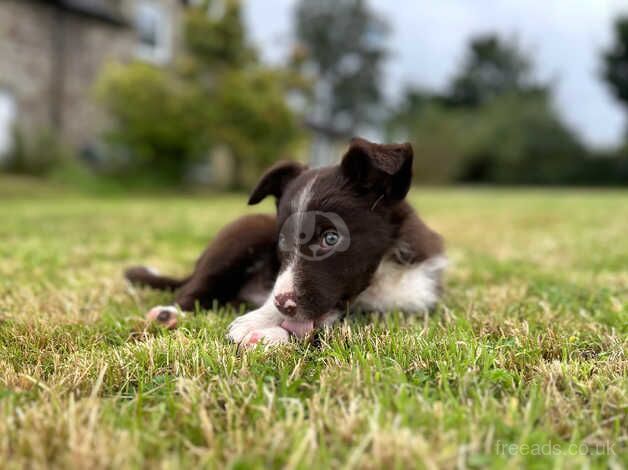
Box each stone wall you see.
[0,1,57,136]
[58,12,135,148]
[0,0,184,151]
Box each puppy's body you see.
[126,138,446,345]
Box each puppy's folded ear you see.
[341,137,414,201]
[248,161,307,205]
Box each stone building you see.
[0,0,188,158]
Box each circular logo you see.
[278,211,350,261]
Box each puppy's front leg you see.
[228,299,287,346]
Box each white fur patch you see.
[227,296,284,343]
[291,176,316,213]
[242,326,290,346]
[354,255,448,313]
[229,262,304,345]
[146,266,160,276]
[272,263,296,298]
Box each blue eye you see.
[322,230,339,247]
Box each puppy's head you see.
[249,137,414,324]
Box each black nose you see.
[274,292,297,316]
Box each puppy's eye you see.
[321,230,340,247]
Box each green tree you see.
[293,0,389,131]
[448,35,541,108]
[183,0,256,71]
[389,34,586,184]
[390,93,585,184]
[96,0,300,187]
[96,63,211,182]
[463,93,585,183]
[182,0,301,187]
[603,16,628,113]
[212,68,300,186]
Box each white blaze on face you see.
[274,176,318,301]
[291,175,317,214]
[290,176,317,249]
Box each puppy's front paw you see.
[146,305,180,329]
[242,327,290,347]
[228,310,281,344]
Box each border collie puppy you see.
[125,138,446,346]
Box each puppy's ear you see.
[248,161,306,205]
[341,137,414,201]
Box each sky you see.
[244,0,628,149]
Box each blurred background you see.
[1,0,628,191]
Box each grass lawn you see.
[0,180,626,469]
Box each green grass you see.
[0,180,626,469]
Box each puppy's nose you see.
[274,292,297,317]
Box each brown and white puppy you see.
[125,138,446,346]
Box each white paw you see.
[241,327,290,347]
[145,266,161,275]
[228,308,282,344]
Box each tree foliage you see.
[211,68,300,182]
[183,0,256,71]
[96,0,300,186]
[463,93,585,184]
[293,0,389,130]
[603,16,628,111]
[448,35,541,108]
[389,34,586,184]
[95,63,211,181]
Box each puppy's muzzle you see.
[274,292,297,317]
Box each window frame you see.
[134,1,172,65]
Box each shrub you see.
[95,62,213,183]
[462,93,586,184]
[391,93,588,184]
[211,68,301,186]
[397,105,474,184]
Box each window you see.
[135,2,172,64]
[0,89,16,160]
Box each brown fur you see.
[126,214,279,311]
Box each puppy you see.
[125,138,446,345]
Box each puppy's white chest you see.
[353,255,447,313]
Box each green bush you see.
[95,62,212,183]
[462,93,586,184]
[184,0,254,69]
[95,62,302,187]
[397,105,473,184]
[569,148,628,185]
[392,93,588,184]
[211,68,301,186]
[93,0,303,188]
